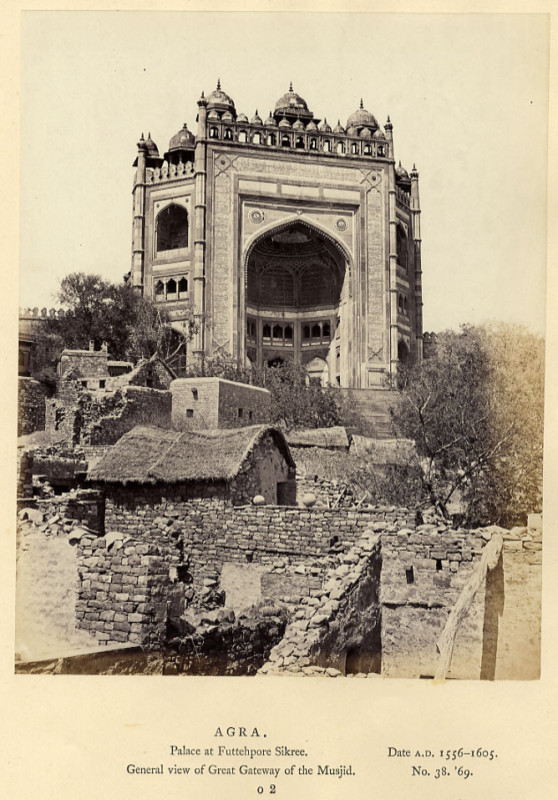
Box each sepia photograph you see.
[14,11,548,684]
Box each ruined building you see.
[130,82,423,387]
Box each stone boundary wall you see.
[36,490,104,534]
[18,377,48,435]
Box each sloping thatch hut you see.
[88,424,296,507]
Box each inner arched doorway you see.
[245,221,348,385]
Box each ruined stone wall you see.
[59,348,108,379]
[76,531,179,646]
[83,387,172,445]
[17,449,34,500]
[231,433,292,505]
[18,377,48,435]
[170,378,271,430]
[380,525,486,679]
[36,489,104,534]
[482,525,542,680]
[46,384,172,447]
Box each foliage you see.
[391,323,544,526]
[32,272,197,376]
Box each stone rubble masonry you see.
[171,377,271,430]
[71,490,541,679]
[17,448,34,500]
[45,383,172,446]
[18,377,48,435]
[59,346,109,379]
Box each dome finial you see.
[217,78,221,90]
[289,81,293,91]
[360,98,364,109]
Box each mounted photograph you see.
[15,12,547,679]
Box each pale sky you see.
[20,11,549,334]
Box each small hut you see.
[88,424,296,525]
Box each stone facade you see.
[130,82,423,387]
[171,377,270,429]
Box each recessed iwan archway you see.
[244,220,351,385]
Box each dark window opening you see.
[178,277,189,296]
[99,380,106,389]
[156,204,188,252]
[295,136,305,149]
[186,409,194,418]
[209,126,219,138]
[224,128,233,140]
[267,133,276,146]
[284,325,293,340]
[405,567,415,585]
[238,408,243,418]
[248,410,253,420]
[281,135,290,147]
[436,559,443,571]
[192,389,198,400]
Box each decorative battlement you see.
[20,307,73,320]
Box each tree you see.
[391,323,544,527]
[33,272,197,376]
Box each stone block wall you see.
[36,489,104,533]
[17,449,34,500]
[171,377,271,430]
[84,386,172,445]
[59,346,109,379]
[18,377,48,435]
[380,525,487,679]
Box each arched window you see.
[303,325,311,341]
[273,324,283,340]
[253,132,262,144]
[281,134,290,148]
[396,226,409,271]
[312,323,321,340]
[178,277,188,298]
[310,138,317,150]
[267,133,276,146]
[156,204,188,252]
[224,128,233,140]
[209,126,219,138]
[238,130,248,143]
[284,325,293,341]
[154,280,165,302]
[378,144,386,157]
[263,324,271,342]
[323,140,332,153]
[295,136,305,149]
[364,144,372,155]
[351,142,359,154]
[166,278,177,298]
[337,142,345,154]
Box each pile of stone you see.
[18,506,95,542]
[259,526,383,677]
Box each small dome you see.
[319,118,332,133]
[306,120,318,132]
[373,127,386,140]
[237,112,249,123]
[395,161,410,180]
[274,82,312,119]
[206,79,236,116]
[221,110,234,122]
[265,112,278,127]
[359,127,372,139]
[333,120,345,134]
[168,124,194,152]
[251,110,263,125]
[293,118,305,131]
[346,125,357,136]
[346,100,378,131]
[145,132,159,157]
[207,109,220,120]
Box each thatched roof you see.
[285,426,349,450]
[87,424,294,485]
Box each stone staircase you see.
[338,388,400,439]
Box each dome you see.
[346,125,357,136]
[395,161,410,180]
[237,112,249,123]
[319,118,332,133]
[306,120,318,132]
[274,82,313,120]
[359,127,372,139]
[333,120,345,134]
[207,109,220,120]
[221,110,234,122]
[251,110,263,125]
[278,117,291,129]
[265,112,278,127]
[346,100,378,131]
[206,79,236,116]
[167,124,194,152]
[293,118,305,131]
[145,132,160,157]
[373,127,386,140]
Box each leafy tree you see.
[32,272,197,376]
[391,323,544,526]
